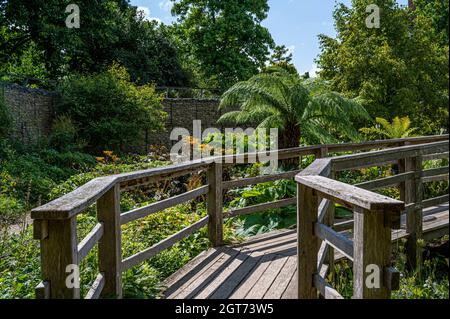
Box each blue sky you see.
[130,0,409,75]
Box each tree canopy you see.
[218,67,370,150]
[171,0,275,90]
[0,0,190,86]
[316,0,449,134]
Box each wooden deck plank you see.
[168,247,241,299]
[209,251,265,299]
[163,246,227,296]
[194,250,253,299]
[264,255,297,299]
[229,254,275,299]
[162,207,448,299]
[245,255,289,299]
[281,269,298,299]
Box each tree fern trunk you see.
[278,122,301,169]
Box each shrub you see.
[0,194,24,225]
[48,115,83,152]
[56,64,167,154]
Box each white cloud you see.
[309,63,321,78]
[287,45,296,56]
[159,0,173,12]
[137,6,161,23]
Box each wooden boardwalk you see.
[163,204,449,299]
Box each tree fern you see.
[360,117,418,139]
[218,67,370,148]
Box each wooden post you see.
[316,147,328,159]
[36,217,79,299]
[405,156,423,271]
[324,171,335,283]
[315,147,335,283]
[353,208,392,299]
[297,183,319,299]
[207,162,223,247]
[97,184,122,298]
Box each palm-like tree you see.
[360,117,418,140]
[218,68,370,150]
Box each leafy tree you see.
[316,0,449,134]
[56,64,166,153]
[270,45,293,65]
[360,116,418,140]
[412,0,449,46]
[171,0,275,90]
[0,0,189,86]
[218,68,370,150]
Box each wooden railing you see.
[296,139,449,299]
[30,135,448,299]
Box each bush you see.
[56,64,167,153]
[48,115,84,152]
[0,194,24,225]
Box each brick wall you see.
[0,83,249,150]
[1,82,55,145]
[149,98,242,148]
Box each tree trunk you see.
[278,122,301,169]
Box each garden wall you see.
[0,83,247,150]
[148,98,244,149]
[0,82,55,145]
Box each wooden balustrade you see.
[295,139,449,299]
[30,135,448,299]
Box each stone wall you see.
[1,82,55,145]
[148,98,245,149]
[0,83,247,150]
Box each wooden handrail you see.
[296,175,404,212]
[296,138,449,299]
[31,135,448,299]
[31,135,448,220]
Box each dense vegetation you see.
[0,0,448,299]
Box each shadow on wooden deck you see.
[162,204,449,299]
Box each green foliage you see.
[0,1,189,87]
[0,156,238,299]
[331,241,449,299]
[228,179,297,237]
[317,0,449,134]
[172,0,275,90]
[0,194,24,224]
[48,115,84,152]
[413,0,449,46]
[56,64,167,153]
[422,158,449,200]
[219,67,371,149]
[360,116,418,140]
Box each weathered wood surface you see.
[77,222,104,261]
[85,273,105,299]
[120,185,209,225]
[314,223,354,261]
[296,175,405,212]
[162,205,448,299]
[332,141,448,172]
[224,197,296,219]
[30,136,447,220]
[97,185,122,298]
[122,216,209,271]
[222,170,302,190]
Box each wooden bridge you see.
[31,135,449,299]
